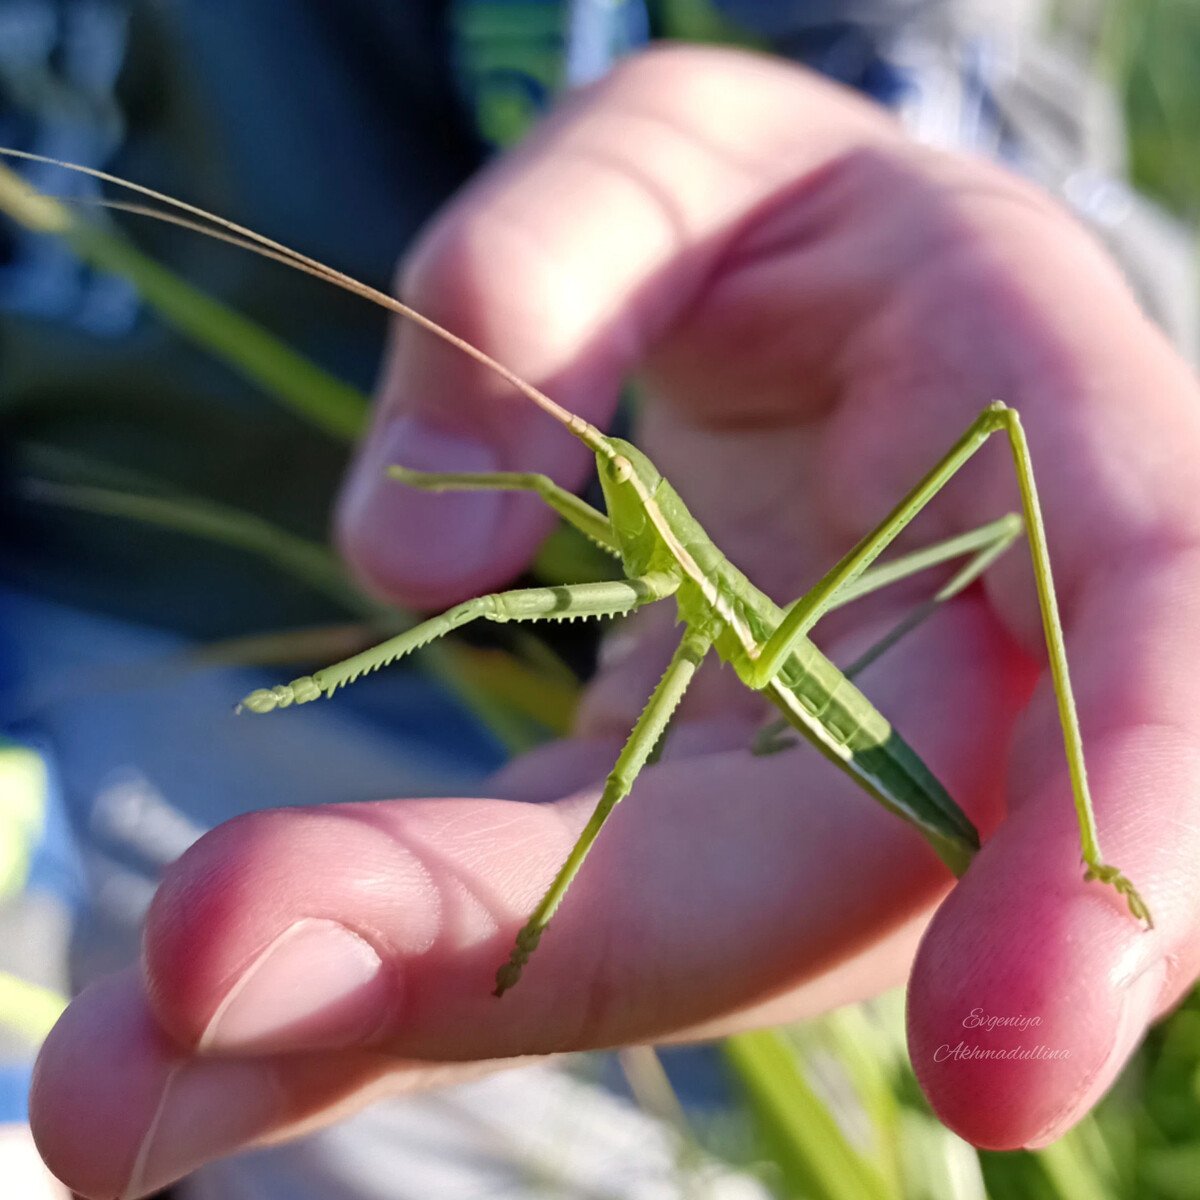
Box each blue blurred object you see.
[566,0,651,85]
[0,0,139,335]
[0,1063,33,1123]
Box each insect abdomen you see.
[771,641,979,874]
[777,645,881,744]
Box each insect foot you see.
[236,676,323,714]
[1084,862,1154,928]
[493,925,544,997]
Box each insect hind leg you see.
[752,401,1150,925]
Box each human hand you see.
[32,46,1200,1197]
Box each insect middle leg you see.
[494,628,713,996]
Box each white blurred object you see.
[890,0,1197,363]
[184,1061,769,1200]
[0,1123,71,1200]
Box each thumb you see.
[334,46,898,607]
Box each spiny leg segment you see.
[750,401,1149,925]
[238,574,678,714]
[494,629,713,996]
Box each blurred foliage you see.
[1102,0,1200,219]
[701,984,1200,1200]
[0,157,583,754]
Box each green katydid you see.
[0,148,1152,1000]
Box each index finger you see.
[335,46,902,606]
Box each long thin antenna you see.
[0,147,608,452]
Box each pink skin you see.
[30,46,1200,1197]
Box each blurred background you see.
[1,1,1198,1197]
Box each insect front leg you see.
[389,465,620,555]
[494,628,713,996]
[238,574,678,713]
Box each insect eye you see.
[612,457,633,483]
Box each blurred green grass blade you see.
[1098,0,1200,217]
[788,993,989,1200]
[439,643,578,737]
[21,477,361,610]
[83,229,370,438]
[507,628,581,691]
[1141,1143,1200,1199]
[0,160,367,439]
[186,622,403,671]
[0,162,594,753]
[1033,1120,1120,1200]
[801,1003,905,1192]
[532,522,620,585]
[21,440,195,496]
[427,644,551,754]
[660,0,765,47]
[723,1028,896,1200]
[894,1110,987,1200]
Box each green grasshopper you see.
[0,148,1152,999]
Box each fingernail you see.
[1023,959,1165,1148]
[123,1061,281,1198]
[338,416,501,590]
[198,919,392,1055]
